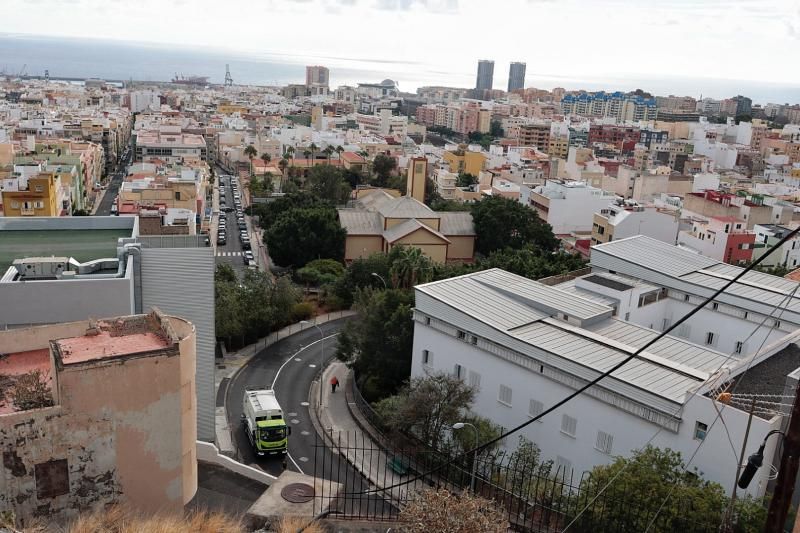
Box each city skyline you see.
[1,0,799,98]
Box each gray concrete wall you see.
[0,216,137,233]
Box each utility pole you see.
[765,378,800,532]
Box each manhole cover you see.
[281,482,315,503]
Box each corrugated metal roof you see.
[472,269,612,320]
[439,212,475,236]
[593,235,718,277]
[337,209,382,235]
[556,279,618,306]
[377,195,438,219]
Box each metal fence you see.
[312,430,727,532]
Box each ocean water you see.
[1,33,799,105]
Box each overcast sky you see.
[2,0,799,93]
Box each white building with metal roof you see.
[412,265,796,496]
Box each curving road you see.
[225,318,394,516]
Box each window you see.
[35,459,70,499]
[470,335,478,346]
[35,201,44,209]
[555,455,573,476]
[498,384,512,406]
[422,349,432,367]
[424,316,431,325]
[774,320,782,329]
[529,399,544,421]
[743,311,749,320]
[468,370,481,390]
[684,294,690,302]
[175,191,181,200]
[34,185,43,192]
[595,431,614,454]
[735,342,744,355]
[624,312,630,321]
[457,330,466,341]
[453,364,464,380]
[561,414,577,437]
[712,302,719,311]
[705,332,715,346]
[10,201,19,208]
[694,421,708,441]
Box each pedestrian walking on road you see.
[330,375,339,393]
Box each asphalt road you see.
[94,144,132,216]
[214,174,247,275]
[225,318,395,517]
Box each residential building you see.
[0,216,216,442]
[529,181,618,234]
[134,131,207,162]
[518,123,551,152]
[1,166,65,216]
[475,60,495,92]
[355,109,408,138]
[434,168,458,200]
[306,65,330,88]
[337,190,475,263]
[508,62,526,92]
[412,254,798,498]
[733,95,753,117]
[683,190,790,230]
[753,224,800,268]
[591,201,679,246]
[443,148,487,176]
[561,92,656,121]
[588,124,641,149]
[0,308,197,523]
[677,216,755,264]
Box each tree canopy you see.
[214,264,300,348]
[477,246,586,280]
[372,153,397,187]
[471,195,558,255]
[264,207,346,267]
[306,165,352,205]
[335,288,415,401]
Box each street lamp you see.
[300,320,324,406]
[371,272,387,289]
[453,422,478,493]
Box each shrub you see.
[290,302,314,322]
[10,370,53,412]
[400,487,508,533]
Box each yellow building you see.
[2,173,62,216]
[407,157,428,203]
[478,110,492,134]
[547,135,570,159]
[443,149,487,176]
[338,190,475,263]
[217,104,247,115]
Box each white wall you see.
[411,322,779,496]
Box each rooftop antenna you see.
[224,64,234,87]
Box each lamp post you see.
[453,422,479,493]
[300,320,324,406]
[371,272,387,289]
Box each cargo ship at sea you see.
[171,74,209,86]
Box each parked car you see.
[217,234,226,245]
[243,251,255,265]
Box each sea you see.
[1,33,800,106]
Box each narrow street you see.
[225,318,394,516]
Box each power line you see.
[562,283,798,530]
[351,224,800,497]
[643,282,800,532]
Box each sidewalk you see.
[215,311,356,455]
[313,361,409,506]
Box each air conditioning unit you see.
[13,257,70,280]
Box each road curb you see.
[220,313,355,459]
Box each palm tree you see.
[309,143,318,168]
[278,158,288,192]
[336,145,345,163]
[322,146,334,165]
[390,246,434,289]
[244,144,257,177]
[302,150,311,187]
[286,146,295,169]
[357,149,371,183]
[260,153,271,190]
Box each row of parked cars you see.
[217,175,256,267]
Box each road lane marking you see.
[270,333,339,389]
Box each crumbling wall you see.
[0,407,119,527]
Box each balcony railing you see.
[19,207,35,216]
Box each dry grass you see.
[65,506,243,533]
[275,515,326,533]
[400,487,509,533]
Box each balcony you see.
[20,207,35,216]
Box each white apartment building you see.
[529,181,618,234]
[435,168,458,199]
[130,90,161,113]
[592,202,679,246]
[677,216,754,264]
[355,109,408,138]
[412,237,800,496]
[753,224,800,268]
